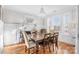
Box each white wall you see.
[59,8,77,45]
[2,9,25,45]
[4,24,17,45]
[0,6,4,53]
[0,21,3,47]
[3,8,44,45]
[47,7,77,45]
[3,6,77,46]
[0,20,4,53]
[77,6,79,54]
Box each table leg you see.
[36,43,39,54]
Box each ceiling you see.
[2,5,75,16]
[2,5,76,24]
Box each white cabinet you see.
[4,24,17,45]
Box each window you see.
[50,15,61,27]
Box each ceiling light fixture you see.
[39,6,46,18]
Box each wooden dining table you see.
[30,32,59,53]
[31,34,45,53]
[31,34,44,41]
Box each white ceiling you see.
[2,5,76,24]
[2,5,75,16]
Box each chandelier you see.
[39,6,46,18]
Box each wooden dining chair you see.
[49,33,54,52]
[54,32,59,49]
[26,31,31,35]
[43,33,51,53]
[50,32,59,52]
[22,31,37,54]
[40,29,47,35]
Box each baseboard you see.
[59,41,75,47]
[4,42,24,47]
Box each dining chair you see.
[43,33,51,53]
[49,33,54,52]
[50,32,59,53]
[22,31,37,54]
[32,31,37,35]
[54,32,59,49]
[25,31,31,35]
[40,29,47,35]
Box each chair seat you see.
[28,41,36,49]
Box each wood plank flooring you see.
[2,41,75,54]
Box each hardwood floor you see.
[3,41,75,54]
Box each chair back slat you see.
[22,31,30,48]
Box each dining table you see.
[29,32,59,53]
[31,33,45,53]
